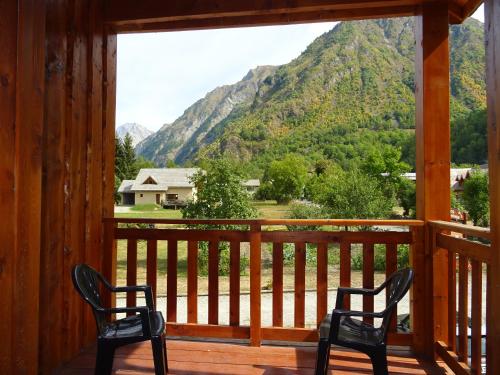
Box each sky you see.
[116,5,485,131]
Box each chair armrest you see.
[331,309,383,319]
[335,286,383,309]
[111,285,149,292]
[102,306,152,337]
[337,287,379,296]
[110,285,155,311]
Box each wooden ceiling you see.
[105,0,483,33]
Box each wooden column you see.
[485,1,500,373]
[414,3,451,358]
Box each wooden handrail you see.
[429,220,491,240]
[104,218,419,347]
[430,221,490,375]
[104,217,424,227]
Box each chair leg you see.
[95,341,115,375]
[162,335,168,373]
[315,338,330,375]
[369,346,388,375]
[152,336,167,375]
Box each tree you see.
[319,169,395,219]
[182,159,257,276]
[462,170,489,226]
[182,159,257,220]
[397,178,416,217]
[264,154,308,204]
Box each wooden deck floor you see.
[58,340,450,374]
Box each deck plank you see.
[58,340,449,374]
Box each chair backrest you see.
[379,268,414,339]
[72,264,109,334]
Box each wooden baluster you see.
[294,242,306,328]
[363,243,374,325]
[167,239,178,322]
[229,241,240,326]
[187,240,198,323]
[470,260,482,374]
[340,241,351,309]
[126,239,138,316]
[208,241,219,325]
[272,242,284,327]
[250,224,262,346]
[146,240,158,301]
[458,255,469,362]
[317,242,328,325]
[448,251,457,351]
[385,243,397,332]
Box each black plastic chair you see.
[72,264,168,375]
[315,268,414,375]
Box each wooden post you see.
[485,1,500,372]
[414,3,451,358]
[249,224,262,346]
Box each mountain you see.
[116,123,153,147]
[136,66,277,166]
[137,18,485,169]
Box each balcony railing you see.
[430,220,491,375]
[103,218,425,347]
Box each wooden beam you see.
[485,0,500,373]
[113,5,417,33]
[414,2,451,358]
[105,0,420,25]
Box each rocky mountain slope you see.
[137,18,485,168]
[116,123,153,147]
[136,66,277,165]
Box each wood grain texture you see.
[340,241,351,309]
[167,240,178,322]
[272,242,284,327]
[146,240,158,300]
[39,0,67,371]
[415,2,451,353]
[294,242,306,328]
[485,0,500,372]
[385,243,398,332]
[126,240,138,313]
[249,224,262,346]
[362,243,375,325]
[229,241,240,326]
[187,241,198,323]
[457,255,468,362]
[208,241,219,325]
[317,243,328,325]
[0,2,18,373]
[470,260,482,374]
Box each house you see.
[118,168,199,206]
[243,179,260,195]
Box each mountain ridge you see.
[137,18,485,169]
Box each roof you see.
[243,179,260,187]
[117,180,134,193]
[129,168,199,192]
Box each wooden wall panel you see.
[0,2,19,373]
[485,0,500,373]
[414,2,451,357]
[40,0,68,372]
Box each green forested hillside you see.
[138,17,486,173]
